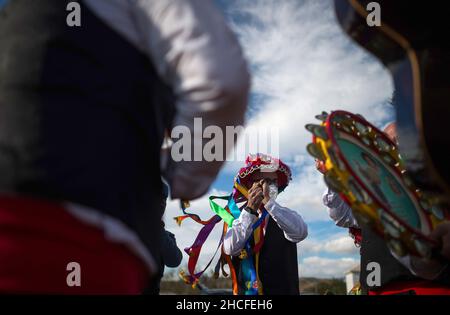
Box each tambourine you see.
[306,110,449,259]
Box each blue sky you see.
[164,0,394,279]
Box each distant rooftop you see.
[345,264,360,274]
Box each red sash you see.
[0,195,150,294]
[369,280,450,295]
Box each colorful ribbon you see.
[177,179,268,295]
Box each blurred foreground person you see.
[0,0,249,293]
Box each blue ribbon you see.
[227,195,241,219]
[241,209,268,295]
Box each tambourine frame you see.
[307,110,447,258]
[328,112,432,235]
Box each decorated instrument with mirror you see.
[306,110,449,259]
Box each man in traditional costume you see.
[223,153,308,295]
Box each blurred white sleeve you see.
[323,188,359,228]
[132,0,250,200]
[265,199,308,243]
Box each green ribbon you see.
[208,196,236,226]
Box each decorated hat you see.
[235,153,292,193]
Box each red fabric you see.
[369,280,450,295]
[349,227,362,246]
[0,195,150,294]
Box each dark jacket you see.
[144,229,183,295]
[232,217,300,295]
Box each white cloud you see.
[220,0,394,220]
[231,0,391,152]
[322,237,358,255]
[299,234,359,256]
[276,163,329,221]
[299,256,359,278]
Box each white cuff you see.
[239,209,259,227]
[264,198,278,213]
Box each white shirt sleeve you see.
[132,0,250,200]
[264,199,308,243]
[322,188,359,228]
[84,0,251,201]
[223,210,258,257]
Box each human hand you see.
[315,159,326,174]
[247,181,264,212]
[430,222,450,261]
[262,179,271,204]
